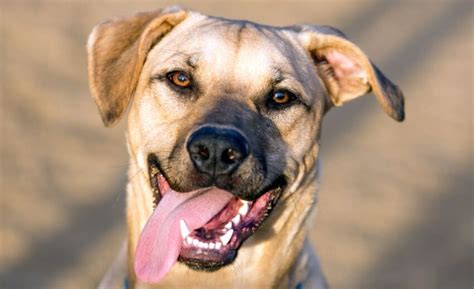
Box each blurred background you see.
[1,0,472,288]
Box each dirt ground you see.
[1,1,472,288]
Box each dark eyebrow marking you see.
[186,54,199,69]
[158,51,199,69]
[271,67,285,85]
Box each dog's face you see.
[87,7,404,284]
[135,19,326,198]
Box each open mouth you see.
[134,154,284,283]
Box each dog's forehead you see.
[152,17,308,84]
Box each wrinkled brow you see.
[159,50,199,68]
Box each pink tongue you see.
[134,188,234,283]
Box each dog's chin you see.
[147,154,285,271]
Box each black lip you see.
[146,153,286,270]
[177,250,237,272]
[147,154,174,206]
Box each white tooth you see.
[216,242,222,249]
[209,243,215,249]
[232,214,241,225]
[192,239,199,246]
[239,202,249,215]
[198,242,204,248]
[186,236,192,245]
[225,222,232,229]
[203,243,209,249]
[220,229,233,246]
[180,220,191,239]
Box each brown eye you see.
[271,90,296,106]
[167,71,192,88]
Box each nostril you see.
[197,145,210,160]
[221,148,238,164]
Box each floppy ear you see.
[87,7,187,126]
[297,25,405,121]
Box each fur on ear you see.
[87,8,187,126]
[297,25,405,121]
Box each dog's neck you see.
[124,144,320,289]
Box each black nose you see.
[187,126,249,177]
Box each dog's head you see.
[87,6,404,284]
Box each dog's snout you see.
[187,126,249,177]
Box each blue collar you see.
[124,278,129,289]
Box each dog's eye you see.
[167,71,192,88]
[269,90,297,108]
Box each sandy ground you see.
[1,1,472,288]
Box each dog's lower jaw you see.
[125,157,324,289]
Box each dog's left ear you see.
[87,7,187,126]
[297,25,405,121]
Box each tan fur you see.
[89,7,404,289]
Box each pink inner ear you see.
[325,50,361,81]
[322,49,370,105]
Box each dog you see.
[88,6,404,289]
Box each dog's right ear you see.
[87,7,187,126]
